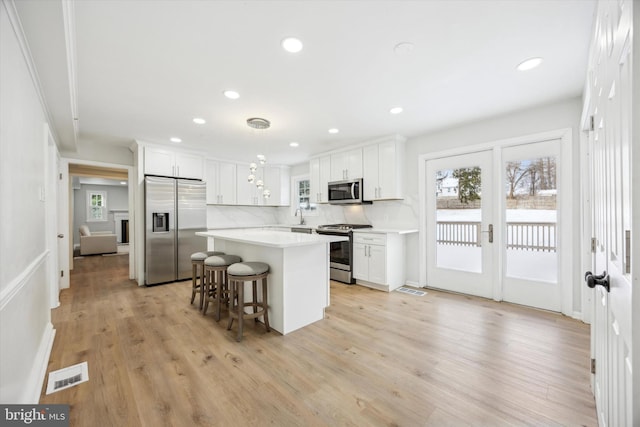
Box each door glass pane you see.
[435,166,482,273]
[504,157,557,283]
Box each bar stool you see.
[226,262,270,342]
[190,251,225,309]
[203,254,242,319]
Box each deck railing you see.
[505,222,556,252]
[436,221,557,252]
[436,221,481,247]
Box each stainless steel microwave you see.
[328,179,370,204]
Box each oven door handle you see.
[350,182,356,199]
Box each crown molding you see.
[61,0,79,149]
[2,0,62,147]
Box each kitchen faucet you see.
[295,208,305,225]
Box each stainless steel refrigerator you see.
[145,176,207,285]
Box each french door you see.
[501,140,561,311]
[425,141,562,311]
[426,150,494,298]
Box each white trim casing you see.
[62,157,136,281]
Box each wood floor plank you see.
[39,254,597,426]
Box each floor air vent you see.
[395,287,427,297]
[46,361,89,394]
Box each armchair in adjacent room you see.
[79,225,117,255]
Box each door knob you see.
[585,271,610,293]
[57,234,64,238]
[481,224,493,243]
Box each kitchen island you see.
[196,229,348,335]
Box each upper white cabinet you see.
[330,148,362,181]
[236,164,256,205]
[144,147,203,180]
[236,164,290,206]
[309,155,331,203]
[262,165,290,206]
[205,159,236,205]
[363,137,405,200]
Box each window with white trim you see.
[87,191,107,222]
[291,175,317,216]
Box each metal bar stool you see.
[203,254,242,320]
[190,251,224,309]
[226,262,270,342]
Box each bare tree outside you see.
[505,157,556,198]
[505,161,530,199]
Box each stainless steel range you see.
[316,224,372,284]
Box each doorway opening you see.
[66,163,131,276]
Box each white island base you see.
[197,230,347,335]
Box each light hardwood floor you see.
[40,255,597,426]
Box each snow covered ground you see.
[435,208,557,283]
[436,209,556,222]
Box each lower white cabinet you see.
[353,232,406,292]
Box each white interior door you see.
[501,140,561,311]
[586,1,634,425]
[57,159,70,288]
[426,150,494,298]
[46,127,61,307]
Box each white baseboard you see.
[405,280,423,288]
[22,323,56,404]
[572,311,586,323]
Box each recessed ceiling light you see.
[517,57,543,71]
[394,42,415,56]
[193,117,206,124]
[390,107,403,114]
[281,37,303,53]
[120,181,127,185]
[170,137,182,143]
[328,128,339,134]
[223,90,240,99]
[289,142,299,147]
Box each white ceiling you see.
[14,0,596,166]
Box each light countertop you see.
[196,229,347,248]
[354,228,418,235]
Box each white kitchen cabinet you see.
[363,137,405,200]
[262,165,290,206]
[309,155,331,203]
[144,147,203,180]
[330,147,362,181]
[236,164,290,206]
[205,159,236,204]
[236,163,258,205]
[353,231,406,292]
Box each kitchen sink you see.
[291,227,312,234]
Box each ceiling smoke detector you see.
[246,117,271,130]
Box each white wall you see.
[0,1,55,403]
[62,140,134,166]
